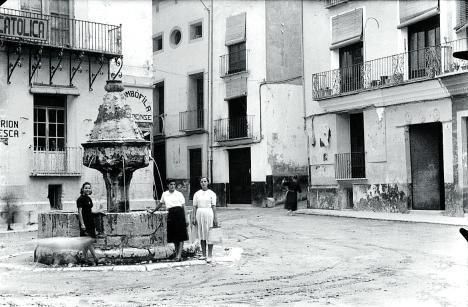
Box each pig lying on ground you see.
[34,237,96,265]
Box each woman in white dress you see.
[148,179,188,261]
[191,177,218,263]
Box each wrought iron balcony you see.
[214,115,256,142]
[312,38,468,100]
[179,109,205,132]
[30,147,83,176]
[220,49,249,77]
[335,152,366,180]
[325,0,348,8]
[0,7,122,55]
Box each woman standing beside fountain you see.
[150,179,188,261]
[192,177,218,263]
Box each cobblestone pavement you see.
[0,207,467,306]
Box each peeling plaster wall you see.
[264,84,307,176]
[308,95,455,213]
[265,0,302,84]
[354,184,410,213]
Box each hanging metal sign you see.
[0,13,48,41]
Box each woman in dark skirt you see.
[77,182,99,264]
[282,175,302,215]
[149,179,188,261]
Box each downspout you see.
[199,0,213,183]
[300,0,311,189]
[210,0,214,184]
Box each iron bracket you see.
[29,47,43,85]
[111,56,123,80]
[7,44,23,85]
[69,51,84,87]
[49,49,64,85]
[89,54,105,91]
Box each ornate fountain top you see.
[82,80,150,212]
[87,80,145,143]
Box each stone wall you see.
[308,187,345,210]
[38,211,166,249]
[353,184,410,213]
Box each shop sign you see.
[0,13,48,41]
[124,90,152,123]
[0,119,19,138]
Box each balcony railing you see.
[0,8,122,55]
[312,38,468,99]
[325,0,348,8]
[220,49,249,77]
[179,109,205,132]
[30,147,83,176]
[335,152,366,180]
[214,115,256,142]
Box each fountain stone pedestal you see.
[36,80,198,265]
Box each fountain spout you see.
[82,80,150,212]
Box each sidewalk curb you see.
[295,209,468,227]
[0,248,243,272]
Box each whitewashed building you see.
[0,0,154,225]
[153,0,307,206]
[304,0,468,216]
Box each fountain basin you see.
[36,211,199,265]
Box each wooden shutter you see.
[20,0,42,13]
[455,0,468,31]
[330,8,363,50]
[225,76,247,100]
[225,12,246,46]
[398,0,439,28]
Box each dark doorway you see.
[228,97,248,139]
[228,147,251,204]
[350,113,365,178]
[189,148,202,200]
[410,122,444,210]
[153,141,166,200]
[339,42,363,93]
[154,82,164,135]
[48,184,62,210]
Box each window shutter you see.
[330,8,363,50]
[455,0,468,31]
[225,76,247,100]
[398,0,439,28]
[225,12,246,46]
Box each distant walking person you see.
[282,175,302,215]
[149,179,188,261]
[77,182,99,265]
[192,177,218,263]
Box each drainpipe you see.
[300,0,310,188]
[199,0,214,183]
[210,0,214,184]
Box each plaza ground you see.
[0,206,467,306]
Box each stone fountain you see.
[82,79,149,213]
[35,80,198,265]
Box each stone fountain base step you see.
[36,211,199,265]
[35,242,200,266]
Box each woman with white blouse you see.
[191,177,218,263]
[149,179,188,261]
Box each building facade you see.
[0,0,154,225]
[153,0,308,206]
[304,0,468,216]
